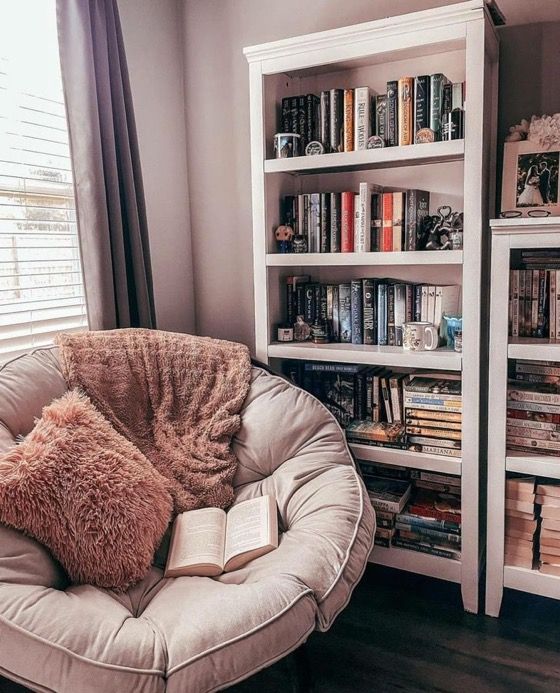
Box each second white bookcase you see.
[245,0,498,613]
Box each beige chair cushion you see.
[0,348,374,693]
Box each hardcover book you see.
[375,94,387,144]
[354,86,371,150]
[341,191,355,252]
[414,75,430,133]
[350,279,363,345]
[365,476,412,513]
[165,495,278,577]
[329,88,344,153]
[404,189,430,251]
[429,73,449,141]
[338,283,352,342]
[343,89,354,152]
[386,80,399,146]
[320,90,330,151]
[330,192,341,252]
[398,77,414,146]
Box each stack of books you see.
[537,482,560,577]
[284,275,460,346]
[393,471,461,560]
[509,250,560,339]
[403,375,462,458]
[507,366,560,456]
[358,461,411,548]
[278,76,465,151]
[281,189,430,253]
[504,476,537,570]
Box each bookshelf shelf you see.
[503,566,560,602]
[264,140,464,175]
[246,1,498,614]
[369,545,461,584]
[349,442,461,474]
[486,218,560,618]
[266,250,463,267]
[268,342,461,370]
[508,339,560,362]
[506,453,560,480]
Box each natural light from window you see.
[0,0,88,362]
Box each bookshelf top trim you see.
[244,1,486,65]
[264,140,464,175]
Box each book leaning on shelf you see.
[164,495,278,577]
[504,476,537,570]
[536,482,560,576]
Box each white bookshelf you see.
[486,218,560,617]
[245,0,498,614]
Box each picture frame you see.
[501,140,560,217]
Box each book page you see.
[165,507,226,577]
[224,495,278,570]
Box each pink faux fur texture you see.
[56,329,252,514]
[0,390,173,591]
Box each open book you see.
[164,495,278,577]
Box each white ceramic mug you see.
[402,322,439,351]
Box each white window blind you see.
[0,0,88,363]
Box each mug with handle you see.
[402,321,439,351]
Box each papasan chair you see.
[0,346,375,692]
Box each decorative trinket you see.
[273,133,300,159]
[310,321,329,344]
[415,127,436,144]
[293,315,311,341]
[419,205,463,251]
[367,135,385,149]
[277,325,294,342]
[305,140,325,156]
[292,234,308,253]
[275,224,294,253]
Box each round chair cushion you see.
[0,349,374,693]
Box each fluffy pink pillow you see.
[0,390,173,591]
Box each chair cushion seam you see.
[165,587,314,676]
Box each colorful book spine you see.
[320,193,330,253]
[330,192,341,252]
[381,192,393,252]
[386,80,398,146]
[392,192,404,251]
[354,86,371,150]
[398,77,414,146]
[341,192,355,253]
[343,89,354,152]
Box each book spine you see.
[319,284,328,322]
[405,401,462,414]
[320,91,330,151]
[550,270,557,339]
[411,444,462,458]
[394,283,407,346]
[368,497,403,514]
[406,417,462,430]
[341,191,355,253]
[329,192,341,253]
[392,191,404,252]
[378,284,388,345]
[343,89,354,152]
[375,94,387,144]
[395,523,461,545]
[320,193,330,253]
[507,408,560,424]
[353,193,360,259]
[289,96,299,134]
[516,362,560,376]
[556,269,560,339]
[537,269,547,338]
[304,284,316,324]
[329,89,344,153]
[281,97,291,132]
[441,82,453,140]
[295,284,306,317]
[371,193,382,251]
[507,425,559,441]
[411,470,461,487]
[429,73,446,141]
[286,279,295,326]
[355,182,372,253]
[398,77,414,146]
[387,285,396,346]
[305,94,318,148]
[354,86,371,150]
[507,436,560,452]
[338,283,352,343]
[386,80,398,146]
[390,376,403,422]
[414,75,430,133]
[414,285,422,321]
[381,192,393,252]
[362,279,375,345]
[509,389,560,406]
[397,513,460,535]
[297,95,307,148]
[507,400,560,415]
[406,426,462,440]
[309,193,321,253]
[405,189,430,252]
[392,537,460,560]
[351,280,363,344]
[511,269,519,337]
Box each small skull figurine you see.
[275,224,294,253]
[292,234,308,254]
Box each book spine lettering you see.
[354,86,371,150]
[386,80,398,146]
[320,91,330,151]
[351,280,363,344]
[414,75,430,132]
[398,77,414,146]
[341,192,355,253]
[343,89,354,152]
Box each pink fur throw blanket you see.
[56,329,251,514]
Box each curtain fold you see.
[56,0,156,330]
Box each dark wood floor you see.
[3,565,560,692]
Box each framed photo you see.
[501,141,560,217]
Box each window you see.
[0,0,88,362]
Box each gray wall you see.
[118,0,195,334]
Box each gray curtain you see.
[56,0,156,330]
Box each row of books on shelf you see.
[505,476,560,576]
[278,74,465,153]
[509,250,560,339]
[507,360,560,457]
[284,275,460,346]
[283,362,462,458]
[359,462,461,561]
[280,188,431,253]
